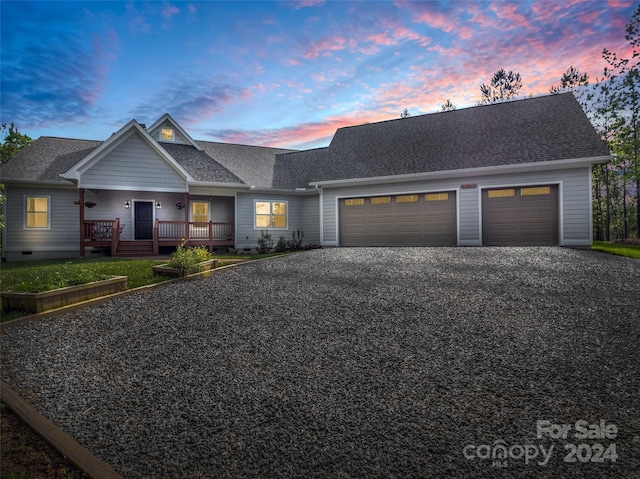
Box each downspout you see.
[184,192,189,242]
[317,185,324,246]
[79,188,85,257]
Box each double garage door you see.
[339,192,457,246]
[338,184,558,247]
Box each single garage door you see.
[339,192,457,246]
[482,185,559,246]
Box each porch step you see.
[116,241,154,257]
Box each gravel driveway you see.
[1,247,639,478]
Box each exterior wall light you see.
[125,201,130,209]
[156,201,162,209]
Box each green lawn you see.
[0,253,292,321]
[1,257,170,293]
[591,240,640,259]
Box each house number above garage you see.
[461,183,478,189]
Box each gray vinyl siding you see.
[235,192,320,249]
[320,166,593,247]
[81,133,187,191]
[300,195,320,245]
[4,185,79,261]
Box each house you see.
[1,93,611,262]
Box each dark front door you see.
[134,201,154,240]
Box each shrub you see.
[275,236,289,252]
[289,230,304,251]
[167,243,212,273]
[257,230,274,253]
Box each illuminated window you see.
[521,186,551,196]
[191,201,209,223]
[255,200,287,228]
[396,195,419,203]
[345,198,364,206]
[487,189,515,198]
[371,196,391,205]
[161,128,174,141]
[25,196,50,229]
[425,193,449,201]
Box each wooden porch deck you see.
[83,219,234,256]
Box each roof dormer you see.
[147,113,203,151]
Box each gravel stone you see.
[1,247,639,478]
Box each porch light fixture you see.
[156,201,162,209]
[124,201,130,209]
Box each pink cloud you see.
[366,32,397,46]
[607,0,634,7]
[162,2,180,18]
[291,0,326,10]
[303,35,346,59]
[489,2,535,31]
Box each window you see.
[191,201,209,223]
[521,186,551,196]
[345,198,364,206]
[396,195,419,203]
[425,193,449,201]
[371,196,391,205]
[255,200,287,228]
[488,189,515,198]
[25,196,50,229]
[161,128,174,141]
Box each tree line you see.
[426,6,639,240]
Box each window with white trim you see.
[191,201,209,223]
[255,200,287,229]
[161,127,174,141]
[25,196,50,229]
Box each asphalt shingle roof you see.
[160,143,246,184]
[1,137,101,182]
[273,93,610,188]
[198,141,295,188]
[2,93,609,190]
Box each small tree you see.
[550,66,589,94]
[400,108,411,119]
[478,69,523,104]
[1,122,33,164]
[440,99,456,111]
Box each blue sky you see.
[1,0,635,149]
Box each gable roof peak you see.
[146,113,203,151]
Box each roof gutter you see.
[188,181,251,189]
[242,186,319,195]
[309,155,612,188]
[4,179,77,188]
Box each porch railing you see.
[153,220,234,254]
[83,218,121,255]
[84,219,232,255]
[155,221,234,241]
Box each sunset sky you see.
[1,1,635,149]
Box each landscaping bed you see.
[1,276,128,314]
[152,258,218,278]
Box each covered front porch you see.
[82,219,234,256]
[79,189,235,257]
